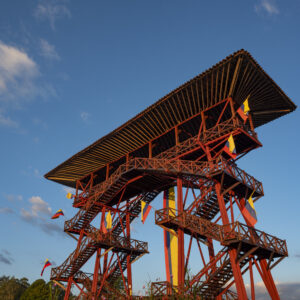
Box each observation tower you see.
[45,50,296,299]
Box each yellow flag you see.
[66,193,73,199]
[243,96,250,114]
[106,211,112,229]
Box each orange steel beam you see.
[126,200,132,298]
[215,182,248,299]
[177,178,185,290]
[249,258,255,300]
[64,276,73,300]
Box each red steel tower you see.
[45,50,296,299]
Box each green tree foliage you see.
[0,276,74,300]
[20,279,49,300]
[20,279,71,300]
[0,276,29,300]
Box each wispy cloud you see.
[2,249,10,255]
[5,194,23,202]
[21,196,51,222]
[34,0,71,30]
[255,0,279,16]
[33,118,48,129]
[0,109,18,128]
[0,207,14,214]
[20,196,64,236]
[0,250,14,265]
[39,222,63,235]
[39,39,60,61]
[243,281,300,299]
[22,166,42,178]
[80,111,90,123]
[26,196,52,217]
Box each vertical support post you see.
[101,209,108,273]
[201,111,206,131]
[249,258,255,300]
[248,113,255,131]
[126,153,129,171]
[230,195,234,223]
[207,238,215,261]
[177,178,185,290]
[229,97,236,118]
[106,164,110,180]
[64,277,73,300]
[215,182,248,299]
[175,125,179,145]
[75,230,84,257]
[91,249,101,297]
[149,141,152,158]
[259,260,280,300]
[126,200,132,298]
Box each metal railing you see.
[155,208,223,242]
[156,208,287,258]
[51,224,148,281]
[222,222,288,256]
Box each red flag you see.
[41,259,52,276]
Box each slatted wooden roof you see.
[45,49,296,187]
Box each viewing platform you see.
[155,208,288,260]
[51,225,148,282]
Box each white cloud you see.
[243,281,300,300]
[21,196,52,220]
[39,39,60,60]
[30,196,52,216]
[0,41,39,101]
[80,111,90,122]
[255,0,279,16]
[0,41,57,129]
[34,0,71,30]
[20,208,35,222]
[20,196,64,236]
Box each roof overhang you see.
[45,50,296,187]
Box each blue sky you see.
[0,0,299,298]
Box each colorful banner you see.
[163,187,178,286]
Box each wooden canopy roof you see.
[45,49,296,187]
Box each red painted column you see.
[259,260,280,300]
[215,183,248,299]
[249,259,255,300]
[91,249,101,298]
[177,178,185,290]
[126,201,132,298]
[64,276,73,300]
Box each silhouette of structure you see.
[45,50,296,299]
